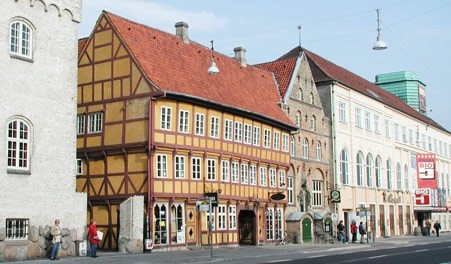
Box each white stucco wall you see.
[0,0,86,239]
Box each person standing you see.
[359,222,366,244]
[88,219,101,258]
[50,219,62,260]
[350,221,357,243]
[337,220,346,244]
[433,221,441,237]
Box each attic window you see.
[367,89,381,100]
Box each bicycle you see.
[275,231,287,245]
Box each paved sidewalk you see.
[12,232,450,264]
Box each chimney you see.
[233,47,247,67]
[175,22,189,44]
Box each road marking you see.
[414,249,428,252]
[266,259,292,263]
[306,255,326,258]
[368,255,387,259]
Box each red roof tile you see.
[256,58,297,98]
[102,11,294,129]
[276,47,448,132]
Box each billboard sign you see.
[416,154,437,188]
[418,83,427,112]
[415,189,431,206]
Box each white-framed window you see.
[217,205,227,230]
[260,167,267,186]
[178,110,189,133]
[221,160,230,182]
[386,159,392,189]
[210,116,219,138]
[312,180,322,207]
[374,115,380,134]
[385,119,391,138]
[338,101,347,123]
[295,113,300,128]
[154,203,168,245]
[195,113,204,136]
[253,126,261,146]
[375,156,382,188]
[170,203,185,244]
[250,165,257,185]
[396,162,402,190]
[356,151,364,186]
[316,141,321,160]
[297,88,303,100]
[422,134,426,149]
[290,136,295,156]
[174,156,185,179]
[310,115,316,131]
[207,159,217,181]
[302,138,309,159]
[6,218,29,240]
[394,123,400,141]
[404,164,409,190]
[278,170,286,188]
[156,154,168,178]
[88,112,103,134]
[275,208,283,241]
[402,126,407,143]
[266,208,274,240]
[355,108,362,128]
[366,154,374,187]
[10,20,32,59]
[241,163,248,184]
[234,121,242,142]
[7,119,31,173]
[192,157,201,180]
[309,92,314,104]
[409,129,414,145]
[77,115,85,135]
[228,205,236,230]
[224,119,233,141]
[269,168,276,187]
[428,136,432,150]
[287,177,294,204]
[282,134,289,152]
[244,124,252,144]
[76,159,83,175]
[273,131,280,150]
[340,148,349,185]
[231,162,239,183]
[263,129,271,148]
[364,111,371,131]
[160,106,172,131]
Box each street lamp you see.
[373,9,387,50]
[207,40,219,75]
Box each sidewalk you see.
[12,232,450,264]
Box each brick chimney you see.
[175,22,189,44]
[233,47,247,67]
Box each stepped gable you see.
[102,11,294,128]
[290,47,448,133]
[256,57,297,98]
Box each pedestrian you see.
[359,221,366,243]
[425,220,431,236]
[50,219,62,260]
[350,221,357,243]
[337,220,347,244]
[88,219,101,258]
[433,221,441,237]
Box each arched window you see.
[10,19,33,59]
[316,141,321,160]
[309,92,314,104]
[302,138,309,159]
[366,154,374,187]
[356,151,364,186]
[396,162,402,190]
[290,136,294,156]
[375,156,382,188]
[386,159,392,189]
[310,115,316,131]
[297,88,303,101]
[295,111,301,128]
[340,148,349,185]
[7,119,31,173]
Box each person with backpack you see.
[350,221,357,243]
[50,219,62,260]
[359,221,366,243]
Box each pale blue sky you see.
[79,0,451,132]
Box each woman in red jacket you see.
[88,219,101,258]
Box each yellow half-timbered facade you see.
[77,11,296,250]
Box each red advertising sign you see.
[416,154,437,188]
[415,189,430,206]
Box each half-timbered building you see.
[77,11,296,250]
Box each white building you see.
[304,48,451,238]
[0,0,86,261]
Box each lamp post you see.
[208,197,213,257]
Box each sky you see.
[78,0,451,132]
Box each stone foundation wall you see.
[0,225,83,262]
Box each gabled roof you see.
[256,57,297,98]
[78,37,88,57]
[93,11,294,129]
[277,46,448,133]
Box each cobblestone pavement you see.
[12,232,451,264]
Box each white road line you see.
[306,255,326,258]
[266,259,292,263]
[414,249,429,252]
[368,255,387,259]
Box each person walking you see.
[337,220,347,244]
[50,219,62,260]
[88,219,101,258]
[359,221,366,244]
[350,221,357,243]
[433,221,441,237]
